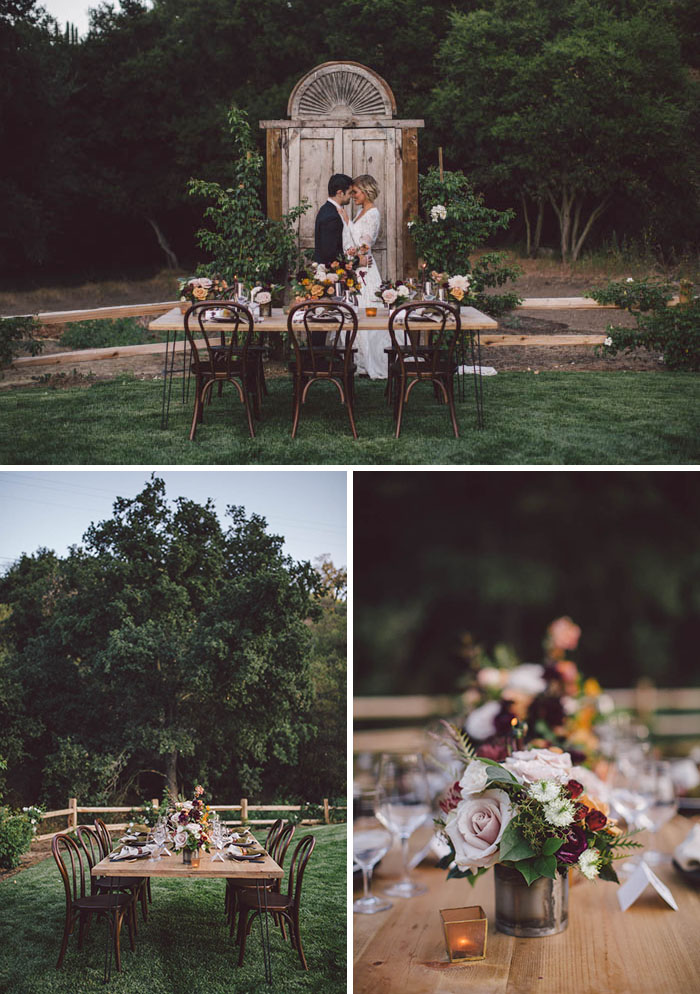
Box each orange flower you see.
[310,285,324,298]
[193,286,208,300]
[450,287,465,301]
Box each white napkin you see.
[458,365,498,376]
[109,843,157,861]
[674,823,700,871]
[670,758,700,792]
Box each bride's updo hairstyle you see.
[353,174,380,202]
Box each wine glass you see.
[152,817,168,861]
[375,753,431,898]
[638,760,678,865]
[353,789,393,914]
[210,813,226,861]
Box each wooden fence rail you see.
[34,796,346,843]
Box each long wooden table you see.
[354,816,700,994]
[149,305,498,428]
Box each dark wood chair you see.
[94,817,152,908]
[226,820,295,932]
[236,834,316,970]
[52,833,135,971]
[184,300,257,440]
[287,300,358,439]
[386,301,466,438]
[77,824,148,928]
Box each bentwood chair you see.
[226,820,295,931]
[184,301,258,440]
[78,824,148,928]
[52,833,135,970]
[95,817,152,909]
[236,834,316,970]
[387,301,467,438]
[287,300,358,439]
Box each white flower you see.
[561,695,578,715]
[504,748,573,785]
[396,284,410,297]
[476,666,506,690]
[578,848,601,880]
[503,663,547,696]
[528,780,561,803]
[626,277,634,283]
[382,288,398,305]
[464,700,501,741]
[255,291,272,304]
[459,760,490,796]
[187,822,202,838]
[543,797,576,827]
[430,204,447,222]
[604,336,613,347]
[448,274,470,292]
[444,788,513,873]
[326,272,339,283]
[407,220,415,229]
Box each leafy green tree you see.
[432,0,698,261]
[0,478,321,805]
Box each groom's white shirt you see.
[327,197,348,223]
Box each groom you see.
[313,173,353,265]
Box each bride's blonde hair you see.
[353,174,380,202]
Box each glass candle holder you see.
[440,906,487,963]
[365,306,377,317]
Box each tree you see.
[432,0,698,261]
[0,478,321,805]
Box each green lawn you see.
[0,824,345,994]
[0,373,698,464]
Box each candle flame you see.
[511,717,518,728]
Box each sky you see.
[40,0,98,35]
[0,470,347,571]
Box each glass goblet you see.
[375,753,431,898]
[638,760,678,865]
[353,790,393,914]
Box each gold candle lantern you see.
[440,906,488,963]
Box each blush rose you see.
[444,788,513,873]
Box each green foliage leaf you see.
[598,862,619,883]
[542,836,565,856]
[485,765,520,786]
[532,854,557,879]
[509,858,541,886]
[499,821,534,863]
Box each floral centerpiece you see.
[167,785,211,859]
[459,616,608,767]
[291,254,364,303]
[375,281,413,310]
[435,726,640,934]
[177,275,229,305]
[250,282,283,314]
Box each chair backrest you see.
[287,300,358,375]
[184,300,254,378]
[270,821,295,869]
[76,824,103,871]
[265,818,284,851]
[388,301,461,378]
[93,817,113,858]
[52,833,88,906]
[286,834,316,909]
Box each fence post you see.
[68,797,77,832]
[240,798,248,824]
[323,798,330,824]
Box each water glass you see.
[376,753,431,898]
[353,789,393,914]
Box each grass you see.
[0,373,698,465]
[0,824,345,994]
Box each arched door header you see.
[287,62,397,119]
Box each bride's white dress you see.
[342,207,391,379]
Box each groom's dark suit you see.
[313,200,344,265]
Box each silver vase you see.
[494,864,569,937]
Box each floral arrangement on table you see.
[435,727,640,885]
[458,616,608,767]
[375,281,413,310]
[167,785,211,854]
[250,282,283,307]
[290,259,343,303]
[177,275,229,304]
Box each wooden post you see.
[266,129,283,221]
[402,127,419,277]
[323,798,330,824]
[438,146,444,181]
[240,798,248,824]
[68,797,77,832]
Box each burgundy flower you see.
[586,808,607,831]
[439,781,463,815]
[557,825,588,864]
[528,695,565,729]
[493,701,517,735]
[573,803,588,822]
[476,742,508,762]
[566,779,584,799]
[178,811,188,824]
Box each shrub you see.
[60,317,150,350]
[0,807,35,869]
[586,276,675,313]
[599,298,700,371]
[408,168,522,317]
[0,316,43,371]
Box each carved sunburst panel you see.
[289,64,395,119]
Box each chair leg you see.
[146,878,152,904]
[77,911,87,950]
[293,910,309,971]
[237,908,250,965]
[139,882,148,922]
[291,378,302,438]
[56,915,72,968]
[112,910,123,973]
[344,375,358,439]
[395,381,406,439]
[126,901,136,951]
[446,378,460,438]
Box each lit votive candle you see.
[440,906,488,963]
[365,306,377,317]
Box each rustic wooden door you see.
[343,128,398,280]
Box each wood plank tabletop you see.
[354,816,700,994]
[92,847,283,880]
[148,306,499,334]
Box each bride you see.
[342,174,391,379]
